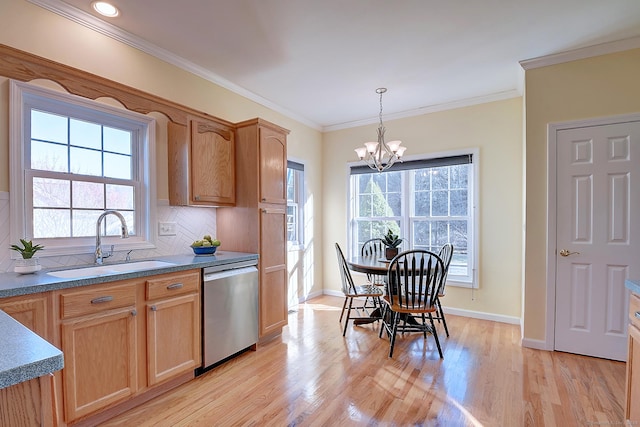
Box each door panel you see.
[555,121,640,361]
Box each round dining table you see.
[347,255,391,275]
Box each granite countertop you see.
[0,310,63,389]
[626,279,640,295]
[0,251,258,298]
[0,251,258,389]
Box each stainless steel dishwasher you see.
[198,260,259,374]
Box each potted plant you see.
[10,239,44,274]
[381,229,403,260]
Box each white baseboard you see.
[442,306,521,325]
[521,338,552,351]
[320,290,521,325]
[299,290,324,302]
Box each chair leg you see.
[339,296,348,323]
[389,312,399,358]
[436,298,449,337]
[429,313,443,359]
[379,305,388,338]
[343,297,354,336]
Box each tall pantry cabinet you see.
[217,118,290,339]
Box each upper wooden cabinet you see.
[258,125,287,205]
[168,118,236,206]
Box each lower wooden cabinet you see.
[61,306,137,421]
[146,271,201,386]
[0,292,49,340]
[52,269,201,424]
[258,206,288,337]
[58,281,138,421]
[0,374,56,427]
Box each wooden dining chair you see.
[360,238,386,286]
[379,249,445,358]
[435,243,454,337]
[335,243,384,336]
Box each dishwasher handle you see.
[203,266,258,282]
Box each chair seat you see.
[346,284,384,298]
[381,295,437,314]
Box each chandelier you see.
[354,88,406,172]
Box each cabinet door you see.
[0,293,48,339]
[259,206,288,336]
[146,293,201,386]
[258,126,286,204]
[61,307,137,421]
[628,324,640,422]
[191,119,235,205]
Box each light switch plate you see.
[158,221,177,236]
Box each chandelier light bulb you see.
[354,147,367,159]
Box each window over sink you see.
[9,80,156,257]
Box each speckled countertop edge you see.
[0,251,258,388]
[0,310,63,389]
[626,279,640,295]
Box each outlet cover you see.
[158,221,177,236]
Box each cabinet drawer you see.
[630,293,640,329]
[59,283,137,319]
[146,270,200,300]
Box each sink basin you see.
[47,261,176,279]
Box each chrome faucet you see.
[95,210,129,264]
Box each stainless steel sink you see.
[47,260,176,279]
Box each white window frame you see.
[9,80,157,258]
[347,149,479,288]
[286,159,305,250]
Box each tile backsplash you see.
[0,192,217,272]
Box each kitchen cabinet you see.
[168,117,236,206]
[0,292,50,340]
[58,281,138,422]
[54,269,201,423]
[0,374,56,427]
[0,296,57,427]
[217,118,289,338]
[626,292,640,423]
[145,270,201,386]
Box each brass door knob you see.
[559,249,580,257]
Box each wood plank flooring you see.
[100,295,626,426]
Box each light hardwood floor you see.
[100,295,626,426]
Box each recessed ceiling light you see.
[92,1,119,17]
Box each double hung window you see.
[286,160,305,248]
[349,152,477,286]
[10,81,156,256]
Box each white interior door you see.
[555,120,640,361]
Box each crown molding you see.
[323,89,521,132]
[27,0,322,131]
[519,35,640,70]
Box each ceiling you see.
[32,0,640,130]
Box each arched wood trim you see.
[0,43,233,139]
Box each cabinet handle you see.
[167,283,183,290]
[194,195,200,201]
[262,198,266,202]
[91,296,113,304]
[131,309,137,316]
[635,311,640,320]
[151,305,157,311]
